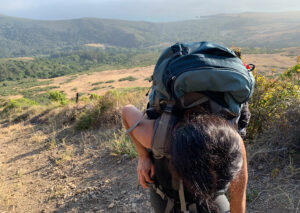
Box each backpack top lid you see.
[149,41,255,116]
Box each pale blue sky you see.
[0,0,300,21]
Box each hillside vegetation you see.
[0,48,158,81]
[1,12,300,57]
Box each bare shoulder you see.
[122,105,155,149]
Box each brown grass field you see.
[44,65,154,98]
[85,43,105,48]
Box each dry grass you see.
[109,129,137,158]
[1,57,35,61]
[243,53,298,75]
[29,131,48,144]
[85,43,105,48]
[32,65,154,99]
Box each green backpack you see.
[141,41,255,212]
[146,41,255,158]
[148,41,254,116]
[125,42,254,212]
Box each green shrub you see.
[89,93,100,100]
[48,91,67,105]
[76,91,120,130]
[1,98,36,115]
[105,80,115,83]
[90,86,105,91]
[248,66,300,138]
[281,64,300,84]
[118,76,137,82]
[91,81,104,86]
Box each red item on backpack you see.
[244,63,251,70]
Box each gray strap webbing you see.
[153,185,166,200]
[152,183,229,213]
[151,112,171,158]
[151,104,176,159]
[125,111,146,135]
[164,199,174,213]
[151,184,174,213]
[178,180,187,212]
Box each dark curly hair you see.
[170,114,243,213]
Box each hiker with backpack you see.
[122,42,254,213]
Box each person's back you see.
[122,105,248,213]
[122,39,251,213]
[151,112,244,213]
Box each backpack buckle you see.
[171,43,183,57]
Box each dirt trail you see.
[0,121,152,213]
[1,117,298,213]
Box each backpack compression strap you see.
[178,180,188,212]
[151,182,229,213]
[151,103,177,159]
[151,182,188,213]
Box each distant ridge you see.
[0,12,300,57]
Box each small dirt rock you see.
[108,202,115,209]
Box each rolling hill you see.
[1,12,300,57]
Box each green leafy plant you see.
[89,93,100,100]
[48,91,67,105]
[76,91,120,130]
[248,65,300,138]
[91,81,104,86]
[90,87,102,91]
[118,76,137,82]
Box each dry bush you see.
[248,101,299,164]
[75,91,122,130]
[45,104,83,127]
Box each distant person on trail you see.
[122,42,253,213]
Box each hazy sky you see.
[0,0,300,21]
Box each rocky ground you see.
[0,117,155,213]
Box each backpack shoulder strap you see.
[151,103,177,159]
[178,180,187,212]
